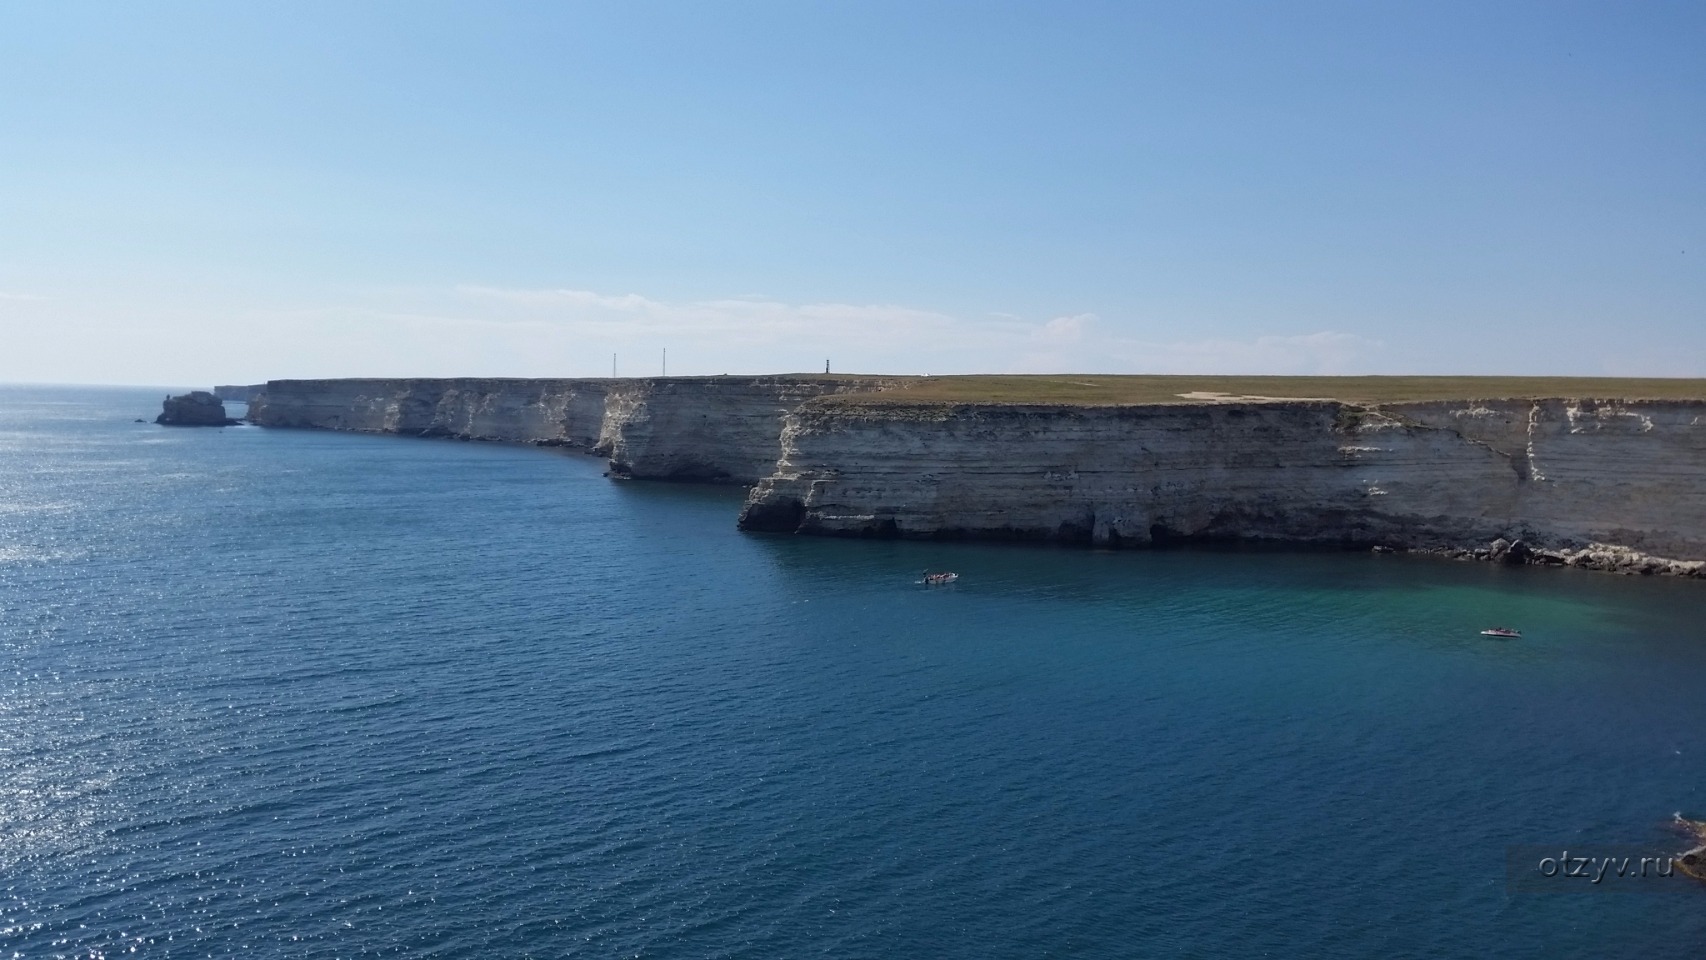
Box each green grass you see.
[812,374,1706,407]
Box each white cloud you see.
[0,280,1390,383]
[426,285,1384,376]
[451,284,964,345]
[1035,313,1093,344]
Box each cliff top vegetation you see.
[817,375,1706,407]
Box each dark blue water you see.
[3,385,1703,958]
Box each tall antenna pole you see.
[662,348,667,377]
[612,353,617,378]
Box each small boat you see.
[1480,627,1521,638]
[922,572,959,585]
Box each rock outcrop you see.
[737,397,1706,576]
[1676,816,1706,883]
[155,391,240,426]
[246,376,900,484]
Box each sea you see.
[2,384,1703,959]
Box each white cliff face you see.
[739,399,1706,574]
[1387,399,1706,563]
[248,379,611,445]
[600,377,902,482]
[248,376,896,484]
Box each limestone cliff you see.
[249,378,611,445]
[598,377,902,482]
[238,374,1706,573]
[247,376,897,484]
[738,398,1706,575]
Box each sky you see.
[2,0,1703,385]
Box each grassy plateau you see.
[806,375,1706,407]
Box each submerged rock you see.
[156,391,239,426]
[1674,816,1706,883]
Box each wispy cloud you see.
[437,285,1383,375]
[451,285,966,345]
[0,291,49,302]
[1034,313,1093,344]
[208,284,1389,379]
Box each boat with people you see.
[922,572,959,585]
[1480,627,1521,638]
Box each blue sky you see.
[3,1,1702,384]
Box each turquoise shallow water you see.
[2,385,1703,958]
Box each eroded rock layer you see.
[597,377,903,482]
[738,398,1706,575]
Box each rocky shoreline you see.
[1417,539,1705,578]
